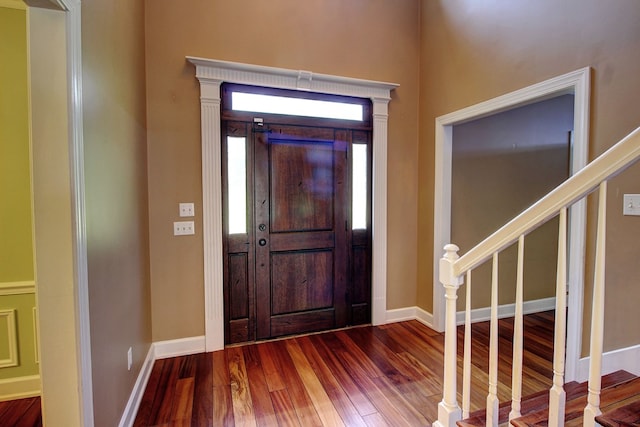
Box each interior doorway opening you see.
[433,68,591,382]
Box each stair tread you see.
[511,371,640,426]
[595,399,640,427]
[457,371,636,426]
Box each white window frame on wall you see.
[187,57,398,351]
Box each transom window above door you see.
[221,84,372,128]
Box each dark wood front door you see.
[222,119,371,344]
[254,124,347,339]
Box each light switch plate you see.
[179,202,195,217]
[623,194,640,216]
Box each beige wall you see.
[145,0,421,341]
[81,0,151,425]
[419,0,640,352]
[452,96,573,309]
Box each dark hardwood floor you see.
[0,396,41,427]
[134,311,555,426]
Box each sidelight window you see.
[352,143,368,230]
[227,136,247,234]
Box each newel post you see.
[434,244,463,427]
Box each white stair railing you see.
[434,126,640,427]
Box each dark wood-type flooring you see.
[0,396,41,427]
[134,311,556,426]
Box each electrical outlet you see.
[173,221,195,235]
[179,202,195,217]
[623,194,640,216]
[127,347,132,371]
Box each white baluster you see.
[486,252,499,427]
[584,182,607,426]
[509,235,525,421]
[434,244,463,427]
[549,207,567,426]
[462,270,472,419]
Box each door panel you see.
[269,139,334,232]
[270,250,334,314]
[255,124,347,339]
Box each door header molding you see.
[187,56,398,351]
[187,57,398,100]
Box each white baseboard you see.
[118,345,154,427]
[153,335,205,360]
[385,306,435,329]
[384,298,555,331]
[576,344,640,383]
[0,374,40,402]
[455,297,556,325]
[118,336,206,426]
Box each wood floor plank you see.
[268,339,323,426]
[227,346,257,427]
[362,411,389,427]
[242,344,278,427]
[213,349,230,387]
[296,335,368,427]
[285,338,346,426]
[213,384,234,426]
[256,341,286,392]
[308,333,378,417]
[269,389,301,427]
[170,377,194,421]
[191,351,214,425]
[336,349,416,426]
[134,358,166,427]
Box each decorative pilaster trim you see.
[371,98,389,326]
[0,309,18,368]
[196,78,225,352]
[187,57,398,351]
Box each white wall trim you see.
[385,306,436,330]
[62,0,95,424]
[455,297,556,325]
[0,375,41,402]
[0,281,36,296]
[187,57,398,351]
[118,337,204,426]
[576,344,640,383]
[433,68,590,383]
[153,336,206,360]
[118,345,154,427]
[0,309,18,368]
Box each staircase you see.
[433,125,640,427]
[457,370,640,426]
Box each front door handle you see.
[258,238,267,246]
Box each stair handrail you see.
[435,125,640,427]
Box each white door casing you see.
[187,57,398,351]
[433,67,590,382]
